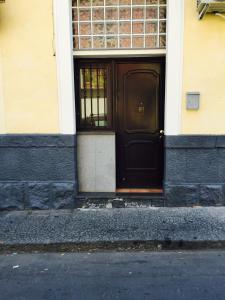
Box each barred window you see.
[75,62,112,130]
[72,0,167,50]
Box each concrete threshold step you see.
[75,194,166,208]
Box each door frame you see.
[53,0,185,193]
[74,58,165,191]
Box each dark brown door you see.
[116,61,164,189]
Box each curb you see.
[2,241,225,254]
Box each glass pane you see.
[119,22,131,34]
[119,0,131,4]
[159,6,166,19]
[159,35,166,47]
[106,36,118,48]
[106,0,119,5]
[106,8,118,20]
[93,37,105,49]
[93,8,104,20]
[120,36,131,48]
[146,7,158,19]
[80,0,89,6]
[72,0,77,7]
[159,21,166,33]
[79,23,91,35]
[146,21,157,34]
[106,22,118,35]
[132,22,144,34]
[133,0,145,4]
[73,36,79,49]
[80,37,91,49]
[132,36,144,48]
[79,9,91,21]
[92,0,104,6]
[119,8,131,19]
[72,9,78,21]
[146,0,158,4]
[73,22,78,35]
[132,7,144,19]
[93,23,104,35]
[146,35,157,48]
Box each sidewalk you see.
[1,207,225,252]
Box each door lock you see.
[159,130,164,140]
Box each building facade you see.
[0,0,225,210]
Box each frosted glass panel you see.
[72,0,166,50]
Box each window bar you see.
[77,5,81,50]
[157,0,160,48]
[104,0,106,49]
[144,0,146,49]
[131,0,133,48]
[91,0,94,49]
[97,68,100,127]
[82,68,87,126]
[90,64,93,127]
[117,2,119,48]
[103,68,107,125]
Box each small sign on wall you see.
[186,92,200,110]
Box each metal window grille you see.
[72,0,167,50]
[76,62,112,130]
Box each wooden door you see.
[116,61,164,189]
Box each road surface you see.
[0,250,225,300]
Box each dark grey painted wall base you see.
[0,181,76,210]
[165,135,225,207]
[0,135,78,210]
[1,135,225,210]
[165,184,225,207]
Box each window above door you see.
[71,0,167,51]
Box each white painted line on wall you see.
[0,49,5,134]
[165,0,184,135]
[53,0,76,134]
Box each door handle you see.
[159,130,164,139]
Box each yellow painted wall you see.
[1,0,224,134]
[182,0,225,134]
[0,0,59,133]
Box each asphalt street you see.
[0,250,225,300]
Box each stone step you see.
[75,194,165,209]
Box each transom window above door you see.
[71,0,167,50]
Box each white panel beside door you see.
[77,133,116,192]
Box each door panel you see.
[116,62,164,189]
